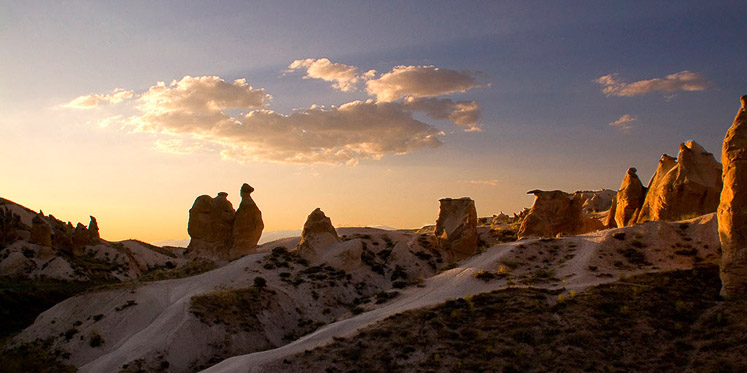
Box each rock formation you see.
[297,208,340,261]
[637,141,722,223]
[0,207,21,247]
[88,216,100,242]
[435,197,478,259]
[605,168,646,228]
[491,212,509,229]
[575,189,617,213]
[187,184,265,261]
[518,190,585,238]
[719,96,747,297]
[231,184,264,259]
[187,192,237,259]
[29,214,52,247]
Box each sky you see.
[2,1,747,243]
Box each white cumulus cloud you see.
[366,65,485,102]
[596,71,710,97]
[609,114,637,133]
[403,97,482,131]
[64,88,134,109]
[288,58,367,92]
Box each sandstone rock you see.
[518,190,585,238]
[435,197,478,259]
[490,212,509,229]
[50,217,74,254]
[575,189,617,213]
[0,207,21,247]
[29,214,52,247]
[637,142,722,223]
[605,168,646,228]
[187,192,236,259]
[297,208,339,261]
[231,184,264,260]
[719,96,747,297]
[72,223,89,255]
[88,216,100,242]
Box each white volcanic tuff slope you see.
[205,214,720,373]
[11,228,442,372]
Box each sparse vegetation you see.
[274,267,747,373]
[139,258,217,282]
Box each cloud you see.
[366,65,485,102]
[153,139,208,155]
[288,58,369,92]
[461,179,499,187]
[64,88,134,109]
[609,114,637,133]
[596,71,710,97]
[129,75,268,134]
[403,97,482,131]
[215,100,443,164]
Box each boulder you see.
[187,192,236,259]
[231,184,264,260]
[518,190,585,238]
[297,208,339,261]
[435,197,478,259]
[719,96,747,297]
[605,168,646,228]
[637,141,722,223]
[29,214,52,247]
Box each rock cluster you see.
[187,183,264,261]
[518,190,585,238]
[606,142,722,228]
[297,208,340,261]
[719,96,747,297]
[575,189,617,214]
[638,141,722,223]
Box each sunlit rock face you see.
[518,190,585,239]
[297,208,340,261]
[605,168,646,228]
[719,97,747,297]
[435,197,478,259]
[231,183,264,259]
[637,141,722,224]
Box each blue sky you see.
[2,1,746,241]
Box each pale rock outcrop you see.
[719,96,747,297]
[575,189,617,213]
[187,192,236,259]
[605,168,646,228]
[297,208,340,261]
[230,184,264,260]
[518,190,585,238]
[490,212,509,229]
[29,214,52,247]
[637,141,722,223]
[434,197,478,259]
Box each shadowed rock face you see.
[719,98,747,297]
[519,190,585,238]
[231,184,264,259]
[605,168,646,228]
[297,208,339,261]
[187,192,237,259]
[637,141,722,224]
[29,214,52,247]
[435,197,478,259]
